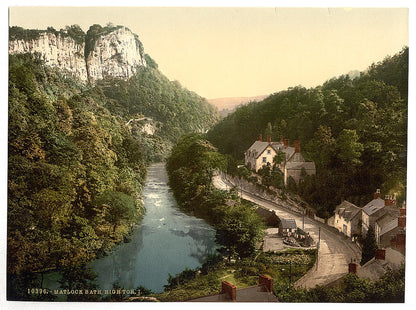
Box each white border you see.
[1,1,414,310]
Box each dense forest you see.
[207,47,408,216]
[8,37,218,299]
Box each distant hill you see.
[208,95,269,117]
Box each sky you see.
[8,6,409,99]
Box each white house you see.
[244,135,315,184]
[331,200,362,238]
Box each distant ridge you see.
[208,95,268,117]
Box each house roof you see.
[362,198,385,216]
[246,141,277,159]
[285,161,316,171]
[357,247,404,281]
[380,218,399,236]
[335,200,361,221]
[376,213,396,228]
[280,219,297,229]
[274,143,295,160]
[246,141,296,160]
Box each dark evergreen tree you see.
[360,226,377,265]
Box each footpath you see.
[212,173,361,289]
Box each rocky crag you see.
[9,24,147,83]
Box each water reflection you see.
[91,163,217,292]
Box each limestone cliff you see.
[9,31,88,80]
[9,25,147,83]
[85,26,146,81]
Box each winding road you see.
[212,174,362,288]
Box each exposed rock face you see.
[9,31,88,80]
[86,27,146,81]
[9,26,147,83]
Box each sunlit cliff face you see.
[9,26,147,83]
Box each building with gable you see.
[361,189,399,237]
[244,135,315,184]
[353,248,404,281]
[278,218,298,237]
[331,200,362,238]
[329,189,405,255]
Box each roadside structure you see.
[331,200,362,239]
[244,135,315,184]
[189,275,278,302]
[350,248,404,281]
[278,219,297,237]
[361,189,399,237]
[329,189,406,255]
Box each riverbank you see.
[90,163,218,293]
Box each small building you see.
[189,275,278,302]
[378,204,406,253]
[356,248,404,281]
[361,189,399,237]
[328,247,405,288]
[331,200,362,238]
[278,219,297,237]
[244,135,315,184]
[375,212,396,244]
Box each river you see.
[90,163,218,293]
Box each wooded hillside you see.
[207,48,408,216]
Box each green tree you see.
[273,150,286,166]
[335,129,364,166]
[96,191,137,234]
[215,205,265,260]
[360,226,377,265]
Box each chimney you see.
[348,261,358,274]
[398,216,406,228]
[284,139,289,148]
[280,135,284,144]
[258,275,273,292]
[294,140,300,153]
[374,189,381,199]
[221,281,236,301]
[384,195,392,207]
[258,134,262,142]
[375,249,386,260]
[267,135,271,144]
[400,202,406,216]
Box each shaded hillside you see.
[207,47,408,215]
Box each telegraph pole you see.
[316,226,321,270]
[302,209,305,230]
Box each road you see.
[212,174,362,288]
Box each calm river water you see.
[90,163,217,292]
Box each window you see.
[267,149,271,155]
[262,157,267,163]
